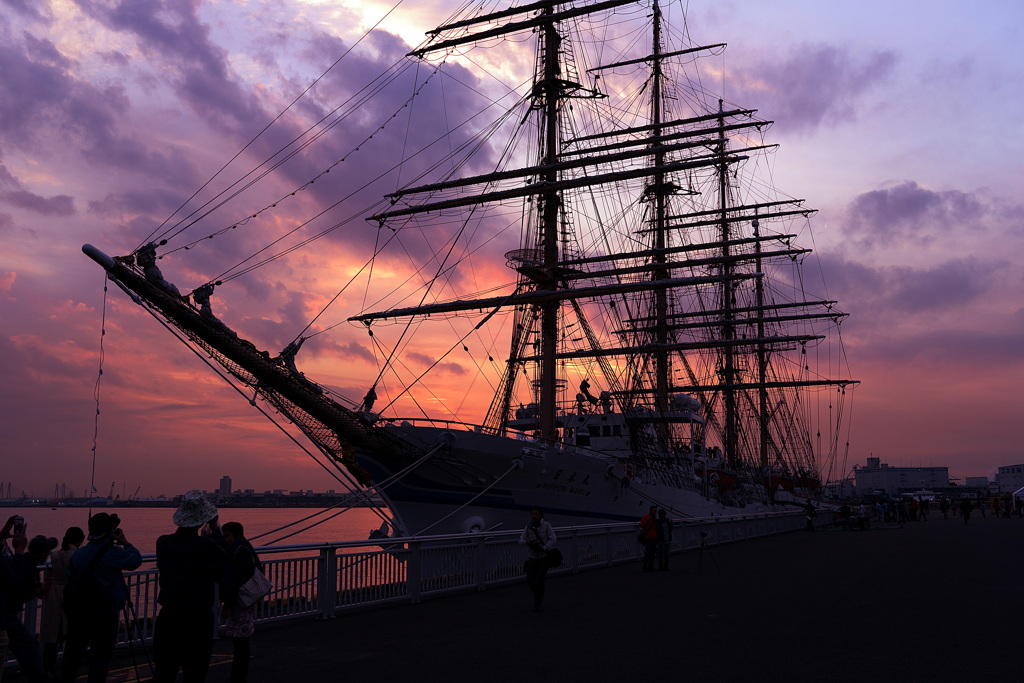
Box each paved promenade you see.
[95,513,1021,683]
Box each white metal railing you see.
[6,509,825,666]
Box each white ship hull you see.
[359,423,770,537]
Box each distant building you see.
[219,476,232,496]
[965,477,990,488]
[854,457,949,496]
[824,479,855,500]
[996,464,1024,493]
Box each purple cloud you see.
[1,190,74,216]
[0,28,202,187]
[436,361,467,376]
[100,50,130,67]
[856,326,1024,368]
[919,57,974,85]
[0,162,75,215]
[406,350,465,376]
[330,339,375,364]
[2,0,53,22]
[72,0,268,138]
[22,32,73,68]
[845,181,986,245]
[88,188,187,218]
[406,351,433,367]
[805,251,1022,372]
[734,44,897,134]
[821,253,1004,315]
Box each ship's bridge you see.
[508,392,704,456]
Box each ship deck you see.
[88,513,1023,683]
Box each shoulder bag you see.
[532,525,563,568]
[236,547,272,609]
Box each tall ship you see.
[84,0,858,536]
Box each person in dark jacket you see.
[221,522,263,683]
[804,499,817,531]
[655,509,673,571]
[61,513,142,683]
[153,491,229,683]
[2,521,55,683]
[959,499,973,525]
[0,515,23,676]
[639,506,658,572]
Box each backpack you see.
[62,545,114,620]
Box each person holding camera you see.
[0,515,25,677]
[60,513,142,683]
[1,516,55,683]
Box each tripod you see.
[696,532,719,575]
[120,580,153,683]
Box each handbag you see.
[237,567,271,609]
[524,525,563,569]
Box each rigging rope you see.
[88,274,108,519]
[630,484,696,519]
[125,290,394,528]
[249,499,361,542]
[261,501,379,546]
[413,460,521,536]
[160,58,445,255]
[138,0,410,251]
[258,441,448,544]
[293,229,403,341]
[373,286,520,416]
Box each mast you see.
[538,5,561,442]
[718,98,737,468]
[651,0,670,444]
[754,210,768,469]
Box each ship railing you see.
[385,417,494,434]
[6,510,827,665]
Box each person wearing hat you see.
[152,490,230,683]
[1,523,56,683]
[60,513,142,683]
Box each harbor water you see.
[0,506,391,553]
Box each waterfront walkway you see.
[94,514,1021,682]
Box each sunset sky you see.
[2,0,1022,498]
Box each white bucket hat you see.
[173,490,218,528]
